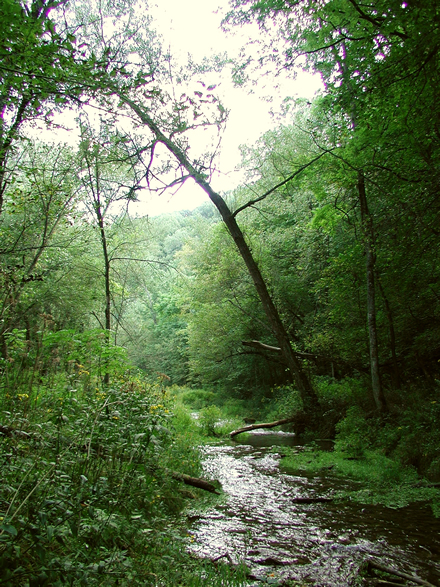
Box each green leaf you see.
[0,524,17,536]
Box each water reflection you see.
[187,433,440,586]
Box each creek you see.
[187,431,440,586]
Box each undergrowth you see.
[0,330,246,586]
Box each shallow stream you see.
[187,431,440,586]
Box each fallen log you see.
[230,417,296,439]
[367,559,436,587]
[372,581,408,587]
[291,497,333,504]
[170,471,221,494]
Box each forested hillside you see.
[1,0,439,584]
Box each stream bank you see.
[186,431,440,586]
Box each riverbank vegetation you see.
[0,355,249,585]
[1,0,440,583]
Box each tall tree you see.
[0,0,149,216]
[77,119,139,382]
[0,141,81,349]
[225,0,440,409]
[118,94,319,411]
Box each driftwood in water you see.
[291,496,333,504]
[170,471,220,494]
[230,417,296,439]
[367,559,435,587]
[211,552,234,565]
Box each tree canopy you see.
[0,0,439,457]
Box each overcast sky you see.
[29,0,322,216]
[132,0,322,215]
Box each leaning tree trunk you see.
[122,97,319,413]
[358,172,388,412]
[95,201,111,386]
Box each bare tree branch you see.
[232,151,332,217]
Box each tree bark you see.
[96,202,111,386]
[358,173,387,412]
[121,96,319,413]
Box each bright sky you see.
[27,0,322,217]
[130,0,323,216]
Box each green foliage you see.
[265,384,303,421]
[198,405,223,437]
[0,362,249,585]
[328,391,440,480]
[175,388,216,410]
[334,406,372,458]
[2,0,440,558]
[0,380,162,584]
[170,388,247,438]
[0,327,132,404]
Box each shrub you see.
[198,405,222,437]
[0,374,213,585]
[174,388,216,410]
[334,406,372,457]
[265,384,303,421]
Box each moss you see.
[280,446,440,514]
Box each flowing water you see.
[187,431,440,586]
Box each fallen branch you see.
[291,497,333,504]
[230,417,296,439]
[241,340,369,373]
[367,559,436,587]
[170,471,220,494]
[372,581,408,587]
[242,340,282,353]
[211,552,234,565]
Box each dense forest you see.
[1,0,439,585]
